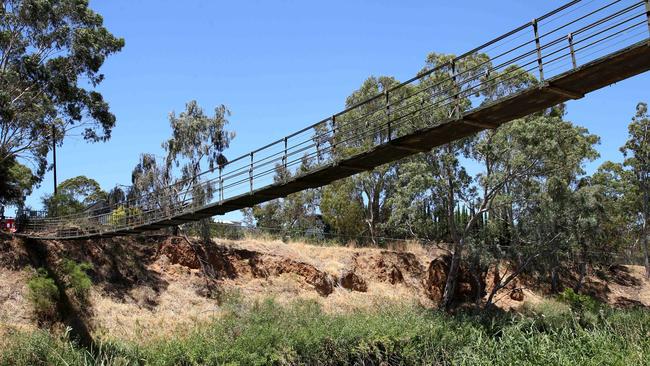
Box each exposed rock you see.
[424,257,448,302]
[157,237,200,269]
[614,296,645,309]
[339,270,368,292]
[423,255,485,304]
[353,251,423,286]
[157,237,335,296]
[510,288,524,302]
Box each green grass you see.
[2,297,650,365]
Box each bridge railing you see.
[21,0,650,238]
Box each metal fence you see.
[19,0,650,239]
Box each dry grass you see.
[5,233,650,348]
[218,235,444,276]
[90,236,436,343]
[602,265,650,305]
[91,272,219,343]
[0,267,36,341]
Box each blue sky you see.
[21,0,650,218]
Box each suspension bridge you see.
[17,0,650,240]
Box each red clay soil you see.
[3,234,649,310]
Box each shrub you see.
[557,288,600,313]
[26,269,59,320]
[60,259,93,302]
[108,206,142,227]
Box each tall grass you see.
[2,297,649,365]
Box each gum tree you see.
[621,102,649,277]
[0,0,124,187]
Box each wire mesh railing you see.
[18,0,650,239]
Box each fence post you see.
[249,152,254,194]
[385,90,391,141]
[533,19,544,82]
[568,33,577,69]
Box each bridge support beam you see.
[461,117,497,130]
[545,85,584,100]
[338,163,367,172]
[389,142,431,153]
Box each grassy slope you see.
[2,297,650,366]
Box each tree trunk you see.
[485,262,501,307]
[551,266,560,293]
[575,262,587,293]
[441,237,464,309]
[643,220,649,278]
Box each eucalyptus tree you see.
[320,177,366,242]
[41,175,105,216]
[243,156,322,237]
[129,153,173,212]
[384,50,601,307]
[0,154,34,205]
[591,162,638,262]
[621,102,650,277]
[0,0,124,186]
[407,52,491,308]
[321,76,414,244]
[163,100,235,241]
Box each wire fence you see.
[189,221,647,268]
[18,0,650,239]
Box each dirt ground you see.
[1,233,649,343]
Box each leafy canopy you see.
[0,0,124,185]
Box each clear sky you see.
[21,0,650,219]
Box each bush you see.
[26,269,59,320]
[557,288,600,313]
[108,206,142,227]
[60,259,93,302]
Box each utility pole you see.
[52,125,57,195]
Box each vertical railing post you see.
[249,152,254,194]
[568,33,577,69]
[645,0,650,38]
[316,134,321,165]
[385,90,391,141]
[331,116,336,158]
[450,60,461,119]
[533,19,544,82]
[219,165,223,201]
[283,137,288,173]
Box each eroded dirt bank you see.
[2,233,649,342]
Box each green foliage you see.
[26,269,59,320]
[557,288,600,313]
[41,176,106,216]
[0,155,35,206]
[0,0,124,182]
[60,259,93,302]
[108,206,142,227]
[2,300,650,365]
[320,178,365,241]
